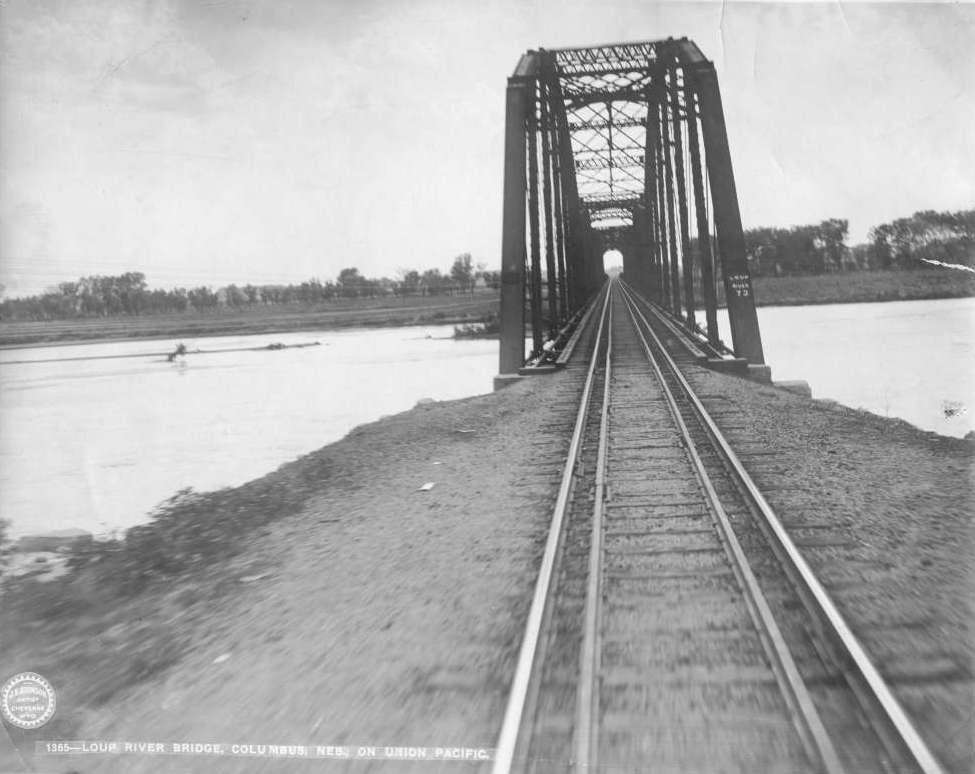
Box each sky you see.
[1,0,973,297]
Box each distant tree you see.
[337,267,363,298]
[297,279,324,303]
[399,269,421,296]
[813,219,849,272]
[117,271,148,314]
[421,268,445,295]
[848,243,873,270]
[868,209,975,269]
[221,284,248,307]
[744,219,850,276]
[0,260,502,322]
[172,287,189,312]
[450,253,474,295]
[479,269,501,290]
[188,286,218,311]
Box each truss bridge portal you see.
[498,38,766,377]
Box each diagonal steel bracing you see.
[498,38,765,375]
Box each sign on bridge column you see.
[692,65,766,365]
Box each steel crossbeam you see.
[497,38,765,377]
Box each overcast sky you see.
[1,0,973,296]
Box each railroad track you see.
[491,279,945,774]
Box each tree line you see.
[744,209,975,277]
[0,254,503,322]
[2,209,971,321]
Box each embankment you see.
[1,361,972,773]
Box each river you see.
[710,297,974,440]
[1,297,971,537]
[0,326,497,538]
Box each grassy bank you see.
[0,291,500,347]
[744,268,975,307]
[4,270,971,348]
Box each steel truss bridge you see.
[498,38,766,376]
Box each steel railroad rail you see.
[490,279,945,774]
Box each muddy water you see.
[1,297,971,537]
[0,326,497,537]
[700,297,974,439]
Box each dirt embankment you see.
[0,375,581,773]
[1,362,972,773]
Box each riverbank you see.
[0,292,500,348]
[1,357,972,772]
[0,376,581,773]
[746,267,975,307]
[3,269,973,348]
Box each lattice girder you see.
[498,38,765,375]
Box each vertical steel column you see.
[594,230,607,287]
[669,66,696,327]
[587,220,601,292]
[527,83,544,356]
[654,104,672,310]
[550,79,586,311]
[544,66,569,319]
[620,234,636,282]
[685,80,720,346]
[660,85,682,317]
[583,217,599,295]
[558,178,577,312]
[693,64,765,364]
[499,76,530,374]
[539,86,559,333]
[576,218,589,295]
[563,189,583,307]
[567,187,587,306]
[643,95,662,304]
[551,119,569,318]
[631,206,652,295]
[648,194,663,303]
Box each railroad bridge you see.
[488,39,952,774]
[497,38,767,384]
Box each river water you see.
[1,297,972,537]
[0,326,497,537]
[749,297,973,440]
